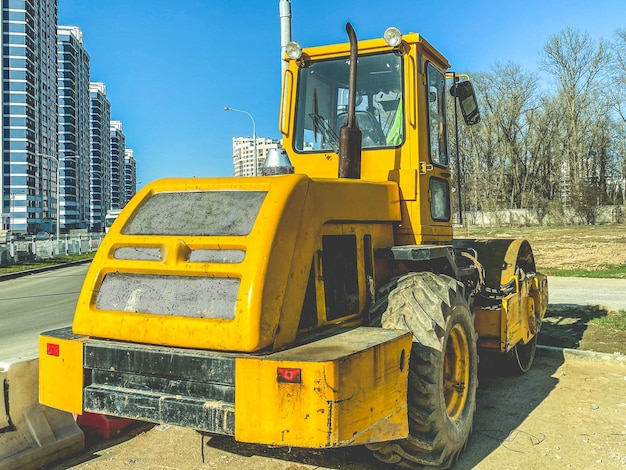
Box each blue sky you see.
[58,0,626,186]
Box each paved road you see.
[0,264,89,361]
[547,276,626,311]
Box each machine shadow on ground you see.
[539,303,609,349]
[40,422,155,470]
[456,353,564,468]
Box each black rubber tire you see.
[367,272,478,469]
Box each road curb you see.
[537,344,626,366]
[0,259,91,282]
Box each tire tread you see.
[367,272,478,469]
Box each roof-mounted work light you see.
[285,41,302,60]
[383,27,402,47]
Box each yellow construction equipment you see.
[40,22,547,469]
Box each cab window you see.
[427,63,448,166]
[294,52,404,152]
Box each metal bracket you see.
[419,162,434,174]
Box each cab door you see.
[413,59,454,243]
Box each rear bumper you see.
[40,327,411,447]
[40,328,236,434]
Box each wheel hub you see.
[444,323,470,421]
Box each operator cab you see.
[281,27,481,245]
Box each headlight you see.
[285,41,302,60]
[384,27,402,47]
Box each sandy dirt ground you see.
[45,353,626,470]
[465,224,626,274]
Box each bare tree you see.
[452,71,508,217]
[611,29,626,210]
[524,95,563,223]
[479,62,540,209]
[450,28,623,227]
[613,29,626,124]
[541,28,611,221]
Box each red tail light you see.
[47,343,60,357]
[277,367,301,383]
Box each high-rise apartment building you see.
[123,148,136,205]
[109,120,125,209]
[232,137,281,177]
[57,25,90,231]
[1,4,138,234]
[1,0,58,233]
[89,82,110,232]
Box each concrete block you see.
[0,369,10,430]
[0,357,84,470]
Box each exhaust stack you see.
[279,0,292,72]
[338,22,362,179]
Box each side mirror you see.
[450,80,480,125]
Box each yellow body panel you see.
[275,222,390,347]
[473,308,501,350]
[235,327,412,447]
[501,273,549,350]
[499,240,549,350]
[476,274,548,352]
[39,328,87,414]
[72,175,400,353]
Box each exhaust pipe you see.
[279,0,292,72]
[338,22,362,179]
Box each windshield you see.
[293,52,403,152]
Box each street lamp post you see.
[224,107,258,176]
